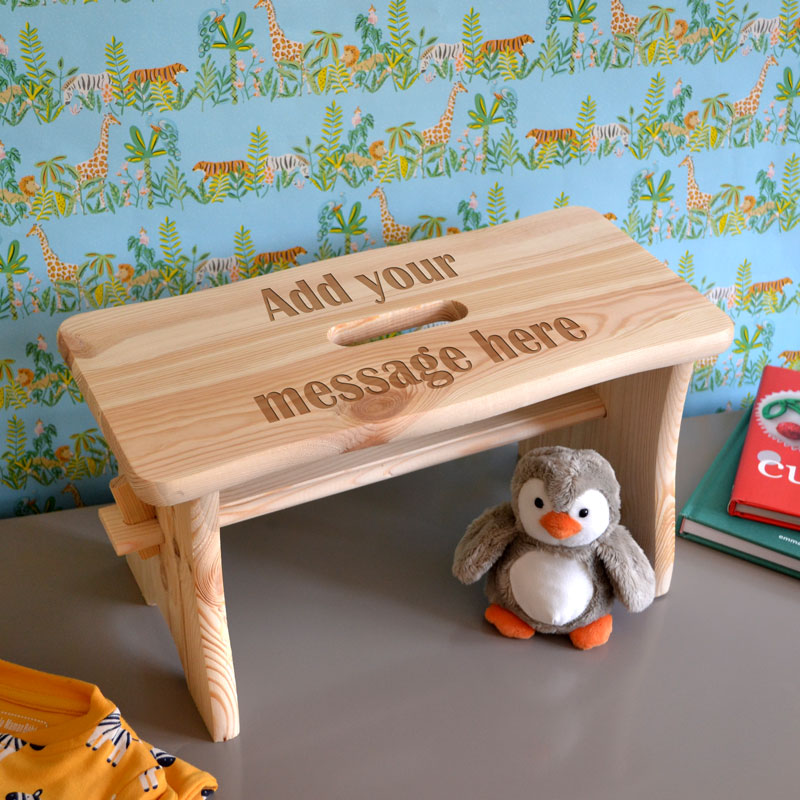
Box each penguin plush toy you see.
[452,446,656,649]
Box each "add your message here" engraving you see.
[260,254,457,321]
[254,317,587,423]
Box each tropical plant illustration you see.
[0,239,27,319]
[123,125,167,208]
[558,0,597,73]
[328,201,367,254]
[212,11,255,104]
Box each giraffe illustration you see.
[729,55,777,143]
[254,0,304,94]
[679,156,713,233]
[25,224,79,293]
[610,0,641,65]
[75,112,120,209]
[62,482,85,508]
[368,187,411,245]
[421,81,467,171]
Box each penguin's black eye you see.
[534,497,544,509]
[578,508,589,518]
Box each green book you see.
[677,407,800,580]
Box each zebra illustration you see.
[151,746,176,767]
[0,735,26,763]
[703,285,737,308]
[195,256,240,286]
[6,792,43,800]
[0,735,44,763]
[739,17,781,45]
[85,708,134,767]
[139,763,161,793]
[265,154,310,181]
[62,72,112,105]
[419,42,464,73]
[590,123,630,148]
[137,747,176,792]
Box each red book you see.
[729,365,800,531]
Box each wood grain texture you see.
[109,474,161,559]
[124,550,165,607]
[58,207,733,507]
[109,474,156,523]
[219,387,607,526]
[519,362,694,597]
[155,493,239,742]
[98,504,165,555]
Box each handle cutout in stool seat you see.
[328,299,468,347]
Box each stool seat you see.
[59,207,730,509]
[57,206,733,742]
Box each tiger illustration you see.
[779,350,800,368]
[525,127,577,147]
[253,246,307,269]
[127,63,188,86]
[745,277,793,299]
[479,34,534,54]
[192,160,253,181]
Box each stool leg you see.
[125,550,166,608]
[108,475,164,607]
[155,492,239,742]
[519,362,693,597]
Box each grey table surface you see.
[1,410,798,800]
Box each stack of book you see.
[678,365,800,580]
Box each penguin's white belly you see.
[509,551,594,626]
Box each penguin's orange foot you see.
[569,614,613,650]
[485,604,535,639]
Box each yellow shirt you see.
[0,659,217,799]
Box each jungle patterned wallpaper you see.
[0,0,798,517]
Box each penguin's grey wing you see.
[452,502,517,585]
[596,524,656,612]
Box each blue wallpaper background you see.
[0,0,798,516]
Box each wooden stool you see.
[57,207,733,741]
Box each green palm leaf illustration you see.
[130,126,146,150]
[776,68,795,98]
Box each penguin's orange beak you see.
[540,511,582,540]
